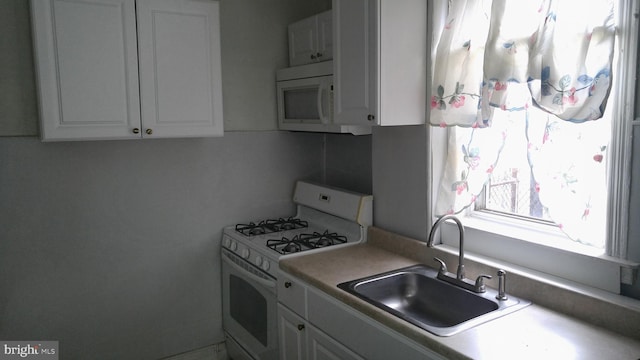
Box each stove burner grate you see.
[299,231,348,248]
[266,217,309,232]
[235,217,308,236]
[266,230,348,254]
[267,235,308,254]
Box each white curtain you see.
[431,0,615,247]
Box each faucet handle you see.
[433,257,448,274]
[474,274,492,293]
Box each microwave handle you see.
[317,84,326,124]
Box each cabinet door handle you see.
[132,128,140,134]
[145,128,153,135]
[310,54,317,60]
[316,52,322,58]
[367,114,375,121]
[297,324,305,331]
[284,281,292,288]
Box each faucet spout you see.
[427,214,465,280]
[428,215,490,293]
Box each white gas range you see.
[221,181,372,360]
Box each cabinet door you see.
[278,304,307,360]
[288,11,333,67]
[308,326,364,360]
[308,286,446,360]
[30,0,141,140]
[136,0,223,138]
[377,0,427,126]
[288,16,318,67]
[316,10,333,63]
[332,0,378,125]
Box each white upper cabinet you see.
[30,0,223,141]
[332,0,427,126]
[136,0,223,138]
[30,0,141,140]
[288,10,333,67]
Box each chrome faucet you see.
[427,214,491,293]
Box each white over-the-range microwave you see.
[276,61,371,135]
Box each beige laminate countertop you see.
[279,239,640,360]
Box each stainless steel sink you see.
[338,265,531,336]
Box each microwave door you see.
[278,79,323,124]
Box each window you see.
[473,104,611,249]
[428,0,639,293]
[474,112,556,224]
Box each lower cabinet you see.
[278,304,305,360]
[278,304,363,360]
[277,272,446,360]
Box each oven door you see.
[222,248,279,360]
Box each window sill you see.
[465,211,605,257]
[431,242,640,311]
[439,214,639,294]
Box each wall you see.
[324,133,373,195]
[0,0,37,135]
[0,134,323,359]
[371,126,429,241]
[0,1,333,359]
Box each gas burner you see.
[267,236,309,254]
[235,217,308,237]
[299,231,348,248]
[282,242,302,254]
[266,217,308,232]
[235,221,272,236]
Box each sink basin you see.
[338,265,530,336]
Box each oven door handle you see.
[222,252,277,289]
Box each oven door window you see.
[230,274,268,346]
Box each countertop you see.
[279,228,640,360]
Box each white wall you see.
[0,0,333,359]
[0,134,323,359]
[325,133,373,195]
[0,0,38,135]
[371,126,429,241]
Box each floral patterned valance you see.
[430,0,615,128]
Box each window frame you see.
[426,0,639,294]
